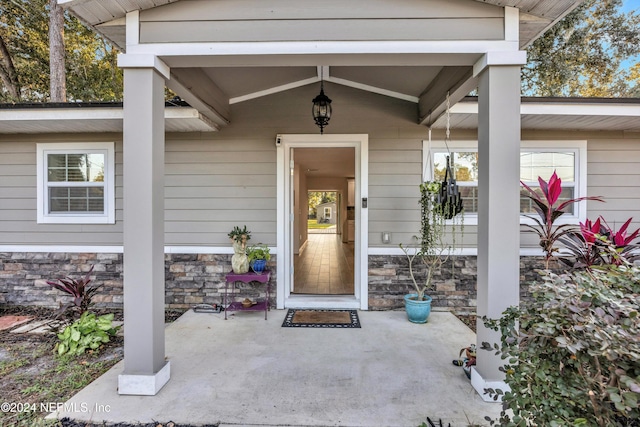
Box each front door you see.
[276,134,368,310]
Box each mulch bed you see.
[454,313,476,332]
[0,305,186,324]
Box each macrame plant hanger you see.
[438,92,464,219]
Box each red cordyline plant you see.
[521,171,604,269]
[46,265,101,318]
[560,216,640,269]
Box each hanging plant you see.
[419,181,443,254]
[437,155,464,220]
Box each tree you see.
[0,0,122,102]
[49,0,65,101]
[0,34,20,101]
[524,0,640,97]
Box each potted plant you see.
[399,181,460,323]
[228,225,251,274]
[247,243,270,274]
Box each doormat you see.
[281,309,360,328]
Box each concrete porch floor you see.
[50,310,501,427]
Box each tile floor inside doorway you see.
[293,232,354,294]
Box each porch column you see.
[117,56,171,395]
[472,53,525,400]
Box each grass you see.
[307,219,335,229]
[0,306,186,427]
[0,335,121,427]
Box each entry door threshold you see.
[285,295,360,310]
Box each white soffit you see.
[431,99,640,132]
[0,106,218,134]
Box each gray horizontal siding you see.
[0,139,123,245]
[140,19,504,43]
[139,0,504,43]
[1,86,639,251]
[142,0,502,21]
[163,137,276,246]
[587,139,640,232]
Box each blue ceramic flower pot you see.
[404,293,432,323]
[251,259,267,273]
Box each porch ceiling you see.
[60,0,584,128]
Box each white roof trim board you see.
[430,99,640,132]
[0,106,218,134]
[1,100,639,134]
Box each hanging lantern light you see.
[437,92,463,219]
[312,80,332,134]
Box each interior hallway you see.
[293,233,354,295]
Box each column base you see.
[470,367,510,402]
[118,361,171,395]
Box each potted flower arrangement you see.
[228,225,251,274]
[247,243,271,274]
[399,181,461,323]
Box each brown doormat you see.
[281,309,360,328]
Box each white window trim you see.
[422,140,588,226]
[37,142,115,224]
[324,207,332,219]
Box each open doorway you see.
[308,191,338,234]
[292,148,355,295]
[276,133,368,310]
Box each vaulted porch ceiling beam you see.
[230,65,419,105]
[166,68,229,127]
[418,67,476,127]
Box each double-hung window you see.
[423,140,587,224]
[37,143,115,224]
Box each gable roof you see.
[60,0,583,50]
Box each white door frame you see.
[276,134,369,310]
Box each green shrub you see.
[56,311,120,357]
[483,266,640,427]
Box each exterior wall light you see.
[312,81,332,134]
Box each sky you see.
[621,0,640,68]
[622,0,640,12]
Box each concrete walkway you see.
[50,310,501,426]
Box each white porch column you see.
[471,55,524,400]
[117,57,171,395]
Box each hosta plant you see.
[56,311,120,357]
[482,267,640,427]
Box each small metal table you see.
[224,270,271,320]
